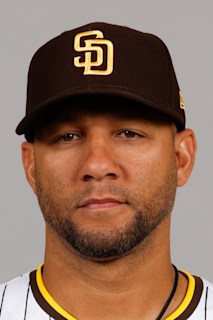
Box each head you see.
[17,23,196,261]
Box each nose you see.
[79,136,121,182]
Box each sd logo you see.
[74,30,114,75]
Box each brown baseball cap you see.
[16,22,185,139]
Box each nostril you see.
[83,174,93,182]
[83,172,117,182]
[107,172,117,178]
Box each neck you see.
[42,218,187,320]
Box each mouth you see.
[79,198,125,210]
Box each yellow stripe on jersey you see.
[166,270,195,319]
[36,265,78,320]
[36,265,196,320]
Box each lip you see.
[79,198,125,209]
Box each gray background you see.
[0,0,212,282]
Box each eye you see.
[118,130,142,139]
[56,132,80,143]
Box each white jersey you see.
[0,266,213,319]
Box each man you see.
[0,22,212,319]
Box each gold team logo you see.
[74,30,114,75]
[179,91,185,110]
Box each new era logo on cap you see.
[179,91,185,110]
[74,30,114,75]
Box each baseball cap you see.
[16,22,185,139]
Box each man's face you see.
[31,104,177,260]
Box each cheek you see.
[35,151,79,191]
[127,144,175,190]
[129,148,160,175]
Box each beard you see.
[35,158,177,260]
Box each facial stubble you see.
[35,156,177,260]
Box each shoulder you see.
[0,272,30,296]
[201,277,213,300]
[0,272,31,318]
[191,276,213,318]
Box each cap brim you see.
[16,86,185,137]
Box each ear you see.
[22,141,37,194]
[175,129,197,187]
